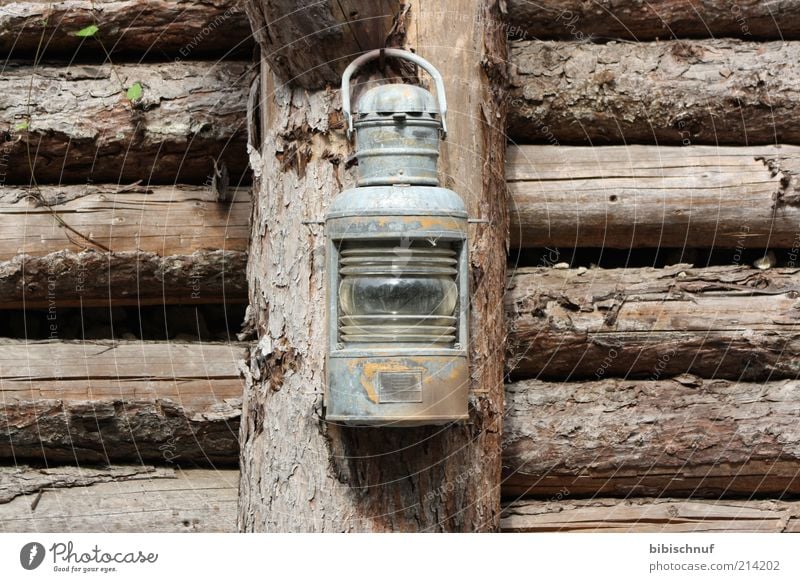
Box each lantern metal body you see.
[324,49,469,427]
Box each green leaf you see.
[126,82,143,102]
[75,24,99,37]
[15,120,29,131]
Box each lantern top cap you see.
[356,84,439,116]
[342,48,447,138]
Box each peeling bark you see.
[503,376,800,498]
[507,145,800,248]
[1,61,252,184]
[0,340,245,465]
[506,265,800,380]
[507,0,800,41]
[0,249,247,308]
[0,0,252,58]
[508,39,800,145]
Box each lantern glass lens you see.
[340,276,456,317]
[337,241,459,343]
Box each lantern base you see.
[324,353,469,427]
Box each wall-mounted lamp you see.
[324,49,469,427]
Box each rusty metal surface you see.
[325,50,469,426]
[325,354,469,426]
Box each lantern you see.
[324,49,469,426]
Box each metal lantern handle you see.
[341,48,448,140]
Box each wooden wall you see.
[501,0,800,532]
[0,0,251,533]
[3,0,800,533]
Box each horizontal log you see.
[502,498,800,533]
[508,0,800,41]
[0,464,171,503]
[506,264,800,380]
[509,39,800,145]
[0,466,238,532]
[1,184,250,258]
[0,340,245,464]
[0,0,252,58]
[1,60,251,184]
[0,249,248,308]
[507,145,800,248]
[502,376,800,498]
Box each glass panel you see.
[339,276,457,317]
[337,240,459,344]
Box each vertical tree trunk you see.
[238,0,507,532]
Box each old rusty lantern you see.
[324,49,469,426]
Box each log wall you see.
[501,2,800,531]
[0,341,245,464]
[0,4,252,539]
[3,0,799,533]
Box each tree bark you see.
[501,498,800,533]
[507,0,800,41]
[1,184,250,258]
[0,467,238,532]
[506,264,800,380]
[507,145,800,249]
[508,39,800,145]
[0,0,252,58]
[241,0,399,89]
[503,375,800,498]
[0,249,247,308]
[0,340,244,465]
[1,61,251,184]
[239,0,508,532]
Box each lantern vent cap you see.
[327,186,467,219]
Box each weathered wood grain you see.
[0,249,248,308]
[0,464,171,503]
[501,498,800,533]
[507,0,800,41]
[507,145,800,248]
[0,341,245,464]
[239,0,508,532]
[0,467,238,532]
[0,184,250,259]
[506,264,800,380]
[242,0,399,88]
[0,0,252,58]
[509,39,800,145]
[1,60,251,184]
[503,375,800,498]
